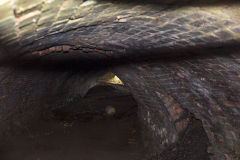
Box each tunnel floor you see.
[0,117,142,160]
[0,115,210,160]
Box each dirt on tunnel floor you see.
[0,115,211,160]
[0,117,143,160]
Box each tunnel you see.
[0,0,240,160]
[0,68,210,160]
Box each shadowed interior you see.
[0,0,240,160]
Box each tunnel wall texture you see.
[0,0,240,58]
[0,66,110,133]
[114,48,240,160]
[0,0,240,160]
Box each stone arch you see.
[112,67,191,157]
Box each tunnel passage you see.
[0,64,210,160]
[0,0,240,160]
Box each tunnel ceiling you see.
[0,0,240,61]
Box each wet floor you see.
[0,118,143,160]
